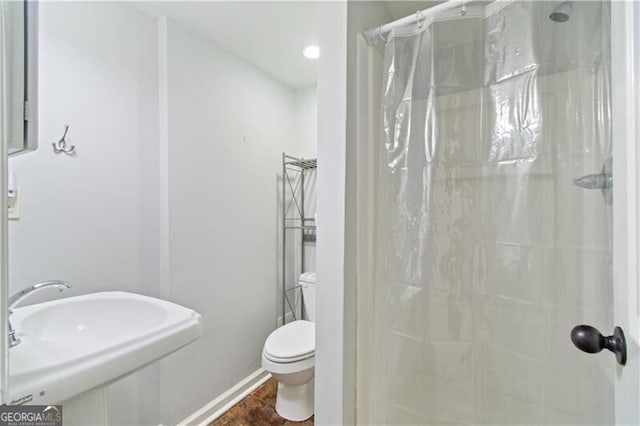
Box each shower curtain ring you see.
[461,4,467,16]
[415,10,424,29]
[376,27,387,45]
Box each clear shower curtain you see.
[366,1,611,424]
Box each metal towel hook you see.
[52,124,76,155]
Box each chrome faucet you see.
[8,280,71,348]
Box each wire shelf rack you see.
[281,153,316,326]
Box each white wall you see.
[294,86,317,279]
[8,2,162,424]
[294,86,318,159]
[162,19,298,423]
[315,1,393,424]
[315,2,348,425]
[7,3,314,425]
[8,1,159,301]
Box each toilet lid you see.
[264,320,315,361]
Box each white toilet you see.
[262,272,316,421]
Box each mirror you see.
[2,0,37,156]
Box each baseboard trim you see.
[178,368,271,426]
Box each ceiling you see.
[133,1,319,89]
[132,1,451,90]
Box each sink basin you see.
[8,291,203,405]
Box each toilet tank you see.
[299,272,316,322]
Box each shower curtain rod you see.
[363,0,469,45]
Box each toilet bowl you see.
[262,272,316,421]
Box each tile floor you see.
[209,378,314,426]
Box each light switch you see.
[8,187,20,220]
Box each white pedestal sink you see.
[8,291,203,405]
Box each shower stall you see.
[352,0,640,424]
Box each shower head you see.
[549,0,572,23]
